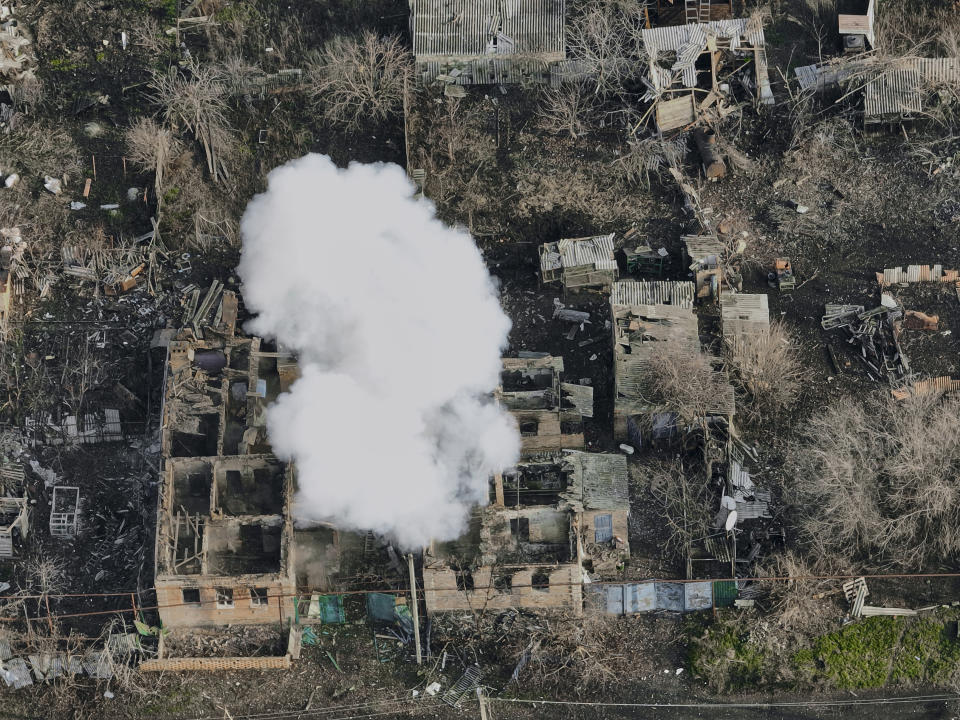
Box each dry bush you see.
[149,62,233,182]
[641,346,731,423]
[0,121,82,178]
[612,135,687,189]
[24,552,67,596]
[725,321,804,419]
[790,393,960,568]
[520,611,646,693]
[307,32,410,129]
[131,14,171,59]
[566,0,648,98]
[536,82,596,139]
[757,551,848,633]
[125,117,183,199]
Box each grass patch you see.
[810,617,900,689]
[688,616,770,692]
[689,611,960,693]
[891,613,960,685]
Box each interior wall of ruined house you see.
[579,508,630,573]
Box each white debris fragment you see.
[70,201,86,210]
[43,176,62,194]
[425,682,441,696]
[619,443,635,455]
[29,460,60,488]
[4,173,18,188]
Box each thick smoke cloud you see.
[238,154,519,548]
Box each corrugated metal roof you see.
[879,264,959,285]
[891,376,960,401]
[642,18,762,56]
[864,58,960,120]
[682,234,725,261]
[540,234,616,273]
[410,0,565,59]
[611,280,695,308]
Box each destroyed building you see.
[795,53,960,126]
[500,355,592,456]
[409,0,566,85]
[539,234,618,291]
[154,307,342,628]
[611,281,734,444]
[683,234,727,300]
[422,450,629,614]
[642,18,773,132]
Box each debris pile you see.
[822,296,910,384]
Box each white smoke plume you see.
[238,154,519,548]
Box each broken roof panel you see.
[864,58,960,120]
[878,264,959,285]
[560,451,629,511]
[540,234,617,273]
[611,280,695,309]
[720,292,770,339]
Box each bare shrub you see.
[520,610,651,692]
[0,120,82,178]
[790,393,960,568]
[641,346,732,423]
[148,62,233,182]
[757,551,848,633]
[612,135,687,189]
[24,552,67,596]
[125,117,183,199]
[307,32,410,129]
[131,14,171,59]
[725,321,804,418]
[536,82,596,139]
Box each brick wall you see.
[423,565,582,614]
[156,579,295,628]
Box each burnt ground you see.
[3,0,960,716]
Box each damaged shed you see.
[642,17,773,132]
[539,234,618,291]
[410,0,566,85]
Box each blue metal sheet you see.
[655,582,684,611]
[624,582,656,613]
[684,581,713,611]
[587,584,624,615]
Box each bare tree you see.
[725,321,804,419]
[566,0,648,98]
[790,393,960,568]
[148,62,233,182]
[536,82,596,139]
[307,32,410,129]
[638,457,712,562]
